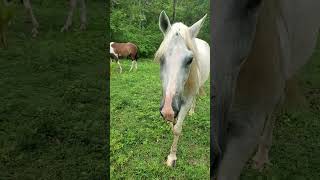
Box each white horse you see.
[212,0,320,179]
[3,0,87,37]
[155,11,210,167]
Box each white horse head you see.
[155,11,207,122]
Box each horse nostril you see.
[174,110,179,118]
[172,103,180,118]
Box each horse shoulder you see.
[111,43,120,54]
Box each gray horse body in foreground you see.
[212,0,320,179]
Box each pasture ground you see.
[110,59,210,179]
[242,39,320,179]
[0,1,106,179]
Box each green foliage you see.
[0,1,15,47]
[0,1,15,25]
[0,1,106,179]
[110,0,210,58]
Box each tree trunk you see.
[172,0,177,22]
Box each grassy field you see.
[110,59,210,179]
[0,1,107,179]
[241,39,320,179]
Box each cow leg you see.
[61,0,77,32]
[23,0,39,37]
[117,60,122,73]
[129,60,134,72]
[166,97,193,167]
[217,108,266,180]
[78,0,87,30]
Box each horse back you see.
[111,42,138,59]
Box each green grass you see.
[110,59,210,179]
[241,39,320,179]
[0,1,107,179]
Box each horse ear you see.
[159,11,171,35]
[189,14,207,38]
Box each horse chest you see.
[235,18,285,103]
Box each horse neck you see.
[235,0,285,108]
[184,47,200,97]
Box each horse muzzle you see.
[160,108,179,124]
[160,93,181,124]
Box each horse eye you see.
[186,57,193,65]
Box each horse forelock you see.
[155,23,200,95]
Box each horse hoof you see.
[252,155,272,172]
[32,28,38,37]
[166,159,176,167]
[166,155,177,167]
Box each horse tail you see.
[134,45,139,61]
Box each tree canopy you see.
[110,0,210,58]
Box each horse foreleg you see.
[129,60,134,72]
[79,0,87,30]
[251,114,275,171]
[23,0,39,37]
[0,31,4,48]
[217,109,266,180]
[166,99,191,167]
[188,97,196,116]
[117,60,122,73]
[199,85,206,96]
[1,31,7,48]
[252,94,284,171]
[61,0,77,32]
[134,60,138,70]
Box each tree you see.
[172,0,177,22]
[110,0,210,58]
